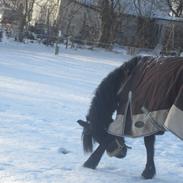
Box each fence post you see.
[55,30,62,55]
[55,43,59,55]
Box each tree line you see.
[0,0,183,48]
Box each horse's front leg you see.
[142,135,156,179]
[83,143,107,169]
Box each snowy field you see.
[0,41,183,183]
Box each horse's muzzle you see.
[106,138,129,159]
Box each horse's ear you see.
[77,120,89,128]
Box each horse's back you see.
[108,56,183,138]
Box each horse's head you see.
[106,136,130,159]
[77,119,129,159]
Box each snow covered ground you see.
[0,41,183,183]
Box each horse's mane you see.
[83,56,140,152]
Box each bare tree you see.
[98,0,126,48]
[167,0,183,17]
[36,0,58,24]
[58,0,83,36]
[132,0,170,48]
[132,0,170,17]
[37,0,59,45]
[1,0,36,42]
[132,0,156,17]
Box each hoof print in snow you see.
[58,148,70,154]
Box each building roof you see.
[153,15,183,22]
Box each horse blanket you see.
[108,57,183,139]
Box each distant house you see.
[154,16,183,51]
[59,0,101,42]
[116,13,183,52]
[115,14,155,48]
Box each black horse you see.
[77,56,183,179]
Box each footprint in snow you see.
[58,147,70,154]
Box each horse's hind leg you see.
[83,143,106,169]
[142,135,156,179]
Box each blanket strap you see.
[141,106,163,131]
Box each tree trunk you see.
[17,15,26,42]
[17,3,26,42]
[99,0,113,48]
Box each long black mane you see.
[83,57,140,152]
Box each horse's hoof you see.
[141,172,155,179]
[141,167,156,179]
[83,162,96,169]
